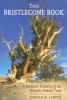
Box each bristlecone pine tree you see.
[2,15,64,82]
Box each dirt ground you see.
[0,80,67,100]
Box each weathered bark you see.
[36,43,44,57]
[23,51,30,75]
[20,70,36,81]
[18,40,26,54]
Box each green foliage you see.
[36,62,65,81]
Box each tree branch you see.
[43,21,56,47]
[7,61,17,81]
[48,27,63,48]
[23,51,30,75]
[18,34,26,54]
[2,38,12,50]
[2,37,16,61]
[49,53,61,61]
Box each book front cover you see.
[0,0,67,100]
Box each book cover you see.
[0,0,67,100]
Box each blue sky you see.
[0,0,67,77]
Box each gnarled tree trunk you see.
[2,16,63,83]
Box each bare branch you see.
[18,23,23,36]
[1,32,13,51]
[41,53,49,61]
[41,48,58,61]
[18,40,26,53]
[17,24,27,53]
[49,53,61,61]
[2,37,12,50]
[18,34,26,53]
[49,49,61,54]
[48,27,63,48]
[9,50,16,60]
[13,44,18,50]
[41,49,61,61]
[43,48,53,54]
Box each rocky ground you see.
[0,80,67,100]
